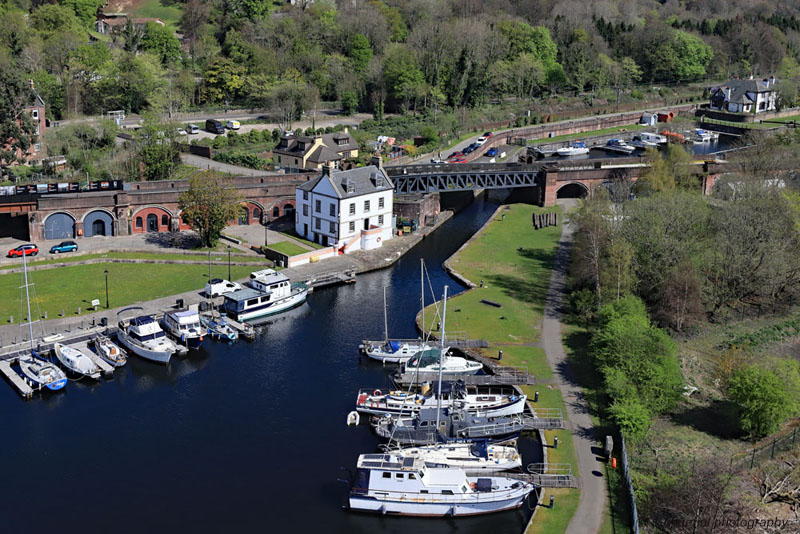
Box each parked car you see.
[176,128,188,136]
[205,119,225,134]
[205,278,242,298]
[226,120,241,130]
[8,244,38,257]
[447,151,463,159]
[450,157,467,164]
[486,147,499,157]
[188,124,199,134]
[49,241,78,254]
[483,131,493,138]
[430,158,446,164]
[463,143,479,154]
[476,136,488,146]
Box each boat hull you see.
[116,331,172,364]
[348,492,529,516]
[18,357,67,390]
[230,287,308,323]
[363,342,430,364]
[556,148,589,156]
[55,344,101,379]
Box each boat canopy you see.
[131,315,155,326]
[408,347,447,368]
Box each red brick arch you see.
[132,206,172,233]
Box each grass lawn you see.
[529,124,646,145]
[526,488,580,534]
[277,231,324,250]
[132,0,182,27]
[267,241,308,257]
[0,262,255,320]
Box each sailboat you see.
[16,253,67,391]
[361,260,433,363]
[54,342,101,379]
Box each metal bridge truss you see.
[390,170,541,194]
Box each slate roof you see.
[307,145,342,163]
[274,131,358,159]
[711,78,775,106]
[297,164,394,199]
[25,87,45,109]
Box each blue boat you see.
[200,315,238,343]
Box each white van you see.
[226,120,241,130]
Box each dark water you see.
[539,133,737,162]
[0,196,538,534]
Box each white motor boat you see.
[362,340,432,364]
[347,453,534,516]
[223,269,308,322]
[93,334,127,367]
[402,347,483,377]
[162,309,206,350]
[356,381,526,417]
[602,138,636,154]
[391,441,522,472]
[693,128,719,143]
[54,342,101,379]
[116,315,179,364]
[556,141,589,156]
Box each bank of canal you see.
[0,194,540,534]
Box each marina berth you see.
[54,342,101,379]
[347,453,534,516]
[162,309,206,350]
[222,269,308,322]
[373,407,526,445]
[402,347,483,377]
[356,381,526,418]
[117,315,179,364]
[200,315,238,342]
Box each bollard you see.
[437,321,441,331]
[61,309,65,317]
[534,391,539,402]
[43,311,47,319]
[501,213,505,220]
[480,280,484,288]
[549,495,555,509]
[611,457,617,469]
[498,349,503,361]
[9,315,13,324]
[78,307,81,315]
[554,436,559,449]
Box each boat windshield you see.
[135,331,165,341]
[408,349,442,368]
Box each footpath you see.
[542,217,607,534]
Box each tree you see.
[340,91,358,115]
[727,364,798,437]
[142,21,182,64]
[202,58,245,103]
[0,56,38,166]
[60,0,104,28]
[179,172,243,247]
[572,189,611,305]
[650,30,713,81]
[134,118,179,181]
[348,33,372,72]
[608,397,652,441]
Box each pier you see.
[501,464,578,488]
[0,359,33,398]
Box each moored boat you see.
[162,309,206,350]
[402,347,483,377]
[92,333,127,367]
[346,453,534,516]
[200,314,238,342]
[601,138,636,154]
[389,440,522,472]
[117,315,178,364]
[54,342,101,379]
[556,141,589,156]
[362,340,432,363]
[223,269,308,323]
[18,351,67,391]
[373,407,525,445]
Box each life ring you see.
[469,483,477,490]
[377,237,381,243]
[373,389,382,396]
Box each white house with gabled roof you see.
[295,156,394,251]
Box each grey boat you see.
[373,407,525,446]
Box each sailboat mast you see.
[435,285,448,434]
[383,285,388,342]
[22,252,34,352]
[420,259,424,340]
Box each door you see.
[304,224,308,237]
[44,213,75,239]
[363,218,369,230]
[92,220,106,236]
[238,208,249,225]
[147,214,158,232]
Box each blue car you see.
[50,241,78,254]
[486,147,499,157]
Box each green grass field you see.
[0,262,255,320]
[10,251,266,269]
[276,231,323,250]
[132,0,182,27]
[267,241,308,257]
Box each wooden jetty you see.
[0,358,33,398]
[501,464,578,488]
[223,316,256,340]
[71,339,115,377]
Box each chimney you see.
[769,75,775,86]
[29,79,34,89]
[370,153,383,169]
[321,164,331,177]
[343,126,349,134]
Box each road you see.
[542,202,607,534]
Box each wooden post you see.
[554,213,558,226]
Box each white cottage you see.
[709,76,777,114]
[295,157,394,252]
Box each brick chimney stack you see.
[370,153,383,169]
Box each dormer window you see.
[337,138,347,146]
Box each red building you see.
[11,80,47,165]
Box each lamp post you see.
[264,222,268,247]
[104,269,109,309]
[227,245,231,280]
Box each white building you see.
[295,157,394,252]
[709,76,777,114]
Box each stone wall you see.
[393,193,441,226]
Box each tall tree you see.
[179,172,244,247]
[0,56,38,166]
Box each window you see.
[315,200,321,213]
[314,219,321,229]
[33,143,41,152]
[364,200,370,212]
[378,215,384,225]
[349,221,355,233]
[442,490,454,495]
[462,485,468,493]
[303,191,308,201]
[161,214,168,227]
[382,472,391,479]
[303,204,308,216]
[395,473,404,479]
[329,221,335,233]
[31,110,38,120]
[135,217,143,228]
[408,473,416,480]
[329,203,335,216]
[378,196,385,209]
[349,203,355,215]
[420,490,428,494]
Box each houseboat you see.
[222,269,308,323]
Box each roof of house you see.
[711,77,775,105]
[297,164,394,199]
[25,87,45,109]
[274,131,358,159]
[307,145,342,163]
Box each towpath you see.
[541,204,607,534]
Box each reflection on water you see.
[0,196,541,534]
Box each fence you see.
[619,435,640,534]
[732,427,800,471]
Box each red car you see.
[450,157,468,163]
[447,151,464,159]
[8,244,39,257]
[483,131,493,138]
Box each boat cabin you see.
[354,454,480,496]
[247,269,292,297]
[127,316,166,342]
[164,310,202,331]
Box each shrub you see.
[608,397,652,442]
[631,89,644,99]
[727,364,799,437]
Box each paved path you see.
[541,211,607,534]
[179,153,278,176]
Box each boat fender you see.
[377,237,381,243]
[373,389,382,396]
